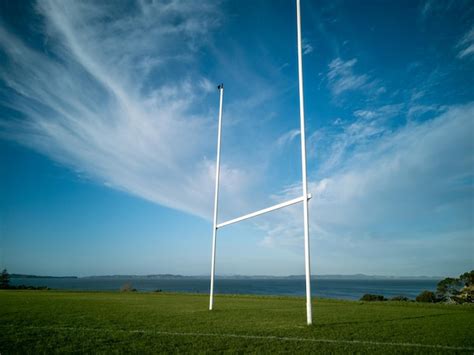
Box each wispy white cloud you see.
[420,0,456,20]
[456,26,474,59]
[0,0,253,220]
[407,104,445,119]
[311,103,473,230]
[353,104,403,121]
[410,89,426,102]
[276,129,300,148]
[302,38,313,55]
[420,0,433,18]
[308,104,404,175]
[326,57,387,102]
[258,103,474,275]
[327,58,369,96]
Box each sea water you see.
[10,277,439,300]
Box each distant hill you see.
[214,274,442,280]
[10,274,77,279]
[10,273,442,280]
[83,274,188,279]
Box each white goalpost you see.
[209,0,313,325]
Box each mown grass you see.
[0,290,473,353]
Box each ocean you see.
[10,277,440,300]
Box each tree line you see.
[1,269,49,290]
[361,270,473,303]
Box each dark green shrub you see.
[391,295,410,301]
[120,283,137,292]
[360,294,386,301]
[416,290,437,303]
[15,285,49,290]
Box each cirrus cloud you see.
[0,0,253,220]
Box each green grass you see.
[1,290,473,353]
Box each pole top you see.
[217,83,224,90]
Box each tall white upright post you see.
[296,0,313,325]
[209,84,224,310]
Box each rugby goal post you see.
[209,0,313,325]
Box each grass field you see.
[1,290,473,353]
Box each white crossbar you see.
[216,194,312,229]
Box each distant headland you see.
[11,273,443,280]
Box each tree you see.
[436,271,474,303]
[459,270,474,286]
[416,290,437,303]
[1,269,10,289]
[436,277,462,300]
[457,270,474,303]
[360,294,386,301]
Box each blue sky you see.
[0,0,473,277]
